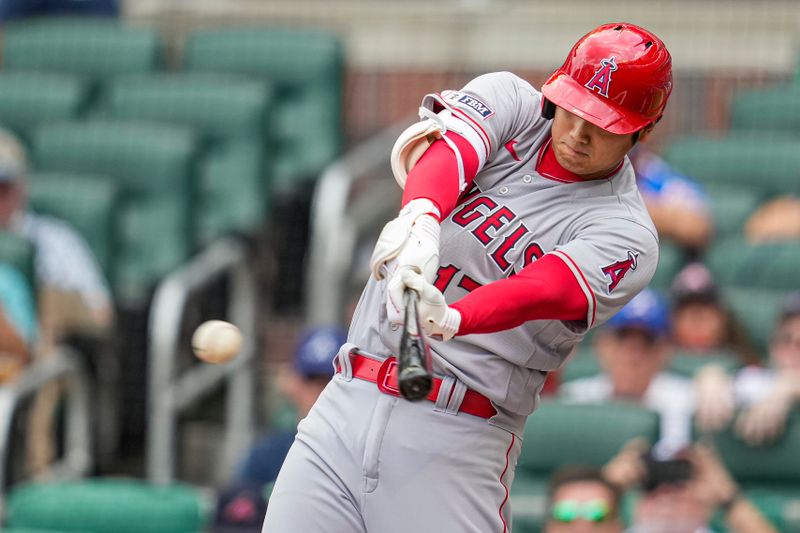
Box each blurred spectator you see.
[0,0,118,20]
[561,288,694,458]
[744,196,800,243]
[543,466,623,533]
[234,325,346,487]
[696,291,800,445]
[604,439,777,533]
[0,261,37,381]
[0,128,112,346]
[630,146,713,253]
[670,262,757,364]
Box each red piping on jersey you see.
[535,138,624,183]
[449,104,493,156]
[554,250,597,327]
[498,434,515,533]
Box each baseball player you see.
[263,23,672,532]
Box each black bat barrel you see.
[398,289,433,401]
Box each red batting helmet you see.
[541,23,673,135]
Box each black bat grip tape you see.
[398,289,433,401]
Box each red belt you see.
[340,352,496,419]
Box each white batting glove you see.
[369,198,441,281]
[388,270,461,341]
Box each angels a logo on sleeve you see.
[585,56,618,98]
[601,250,638,293]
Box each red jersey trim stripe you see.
[536,138,625,184]
[449,105,493,157]
[550,250,597,327]
[498,434,515,533]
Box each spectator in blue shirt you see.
[630,146,713,253]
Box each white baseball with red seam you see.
[192,320,242,364]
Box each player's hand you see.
[693,365,736,432]
[388,270,460,341]
[369,199,441,281]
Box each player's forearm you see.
[451,254,588,334]
[401,133,479,218]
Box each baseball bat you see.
[398,288,433,401]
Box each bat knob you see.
[398,364,433,401]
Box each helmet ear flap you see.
[542,98,556,120]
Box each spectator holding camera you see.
[560,288,694,458]
[695,291,800,445]
[544,466,624,533]
[603,439,777,533]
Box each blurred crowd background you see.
[0,0,799,532]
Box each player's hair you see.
[547,465,623,517]
[542,98,647,144]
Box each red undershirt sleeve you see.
[451,253,590,335]
[401,132,480,219]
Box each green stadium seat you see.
[27,173,119,275]
[708,238,800,290]
[560,345,601,383]
[703,184,764,239]
[724,286,785,354]
[0,72,90,144]
[0,232,36,293]
[184,28,344,189]
[668,352,741,377]
[731,84,800,133]
[650,241,685,290]
[512,402,658,533]
[518,401,660,478]
[663,134,800,196]
[5,479,207,533]
[32,121,199,303]
[708,413,800,488]
[98,73,275,241]
[2,18,160,79]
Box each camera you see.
[641,452,693,491]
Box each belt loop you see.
[333,343,357,381]
[445,380,468,415]
[434,376,455,413]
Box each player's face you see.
[551,107,646,179]
[771,316,800,370]
[545,481,622,533]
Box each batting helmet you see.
[541,23,673,135]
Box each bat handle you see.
[398,289,433,401]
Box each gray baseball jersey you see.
[263,72,658,533]
[348,71,659,435]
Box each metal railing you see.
[147,237,258,485]
[0,347,92,519]
[305,120,409,325]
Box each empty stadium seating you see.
[96,73,275,242]
[0,72,90,144]
[2,18,160,80]
[32,120,199,304]
[731,84,800,133]
[184,27,344,190]
[5,479,207,533]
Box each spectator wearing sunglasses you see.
[560,288,694,458]
[544,466,623,533]
[696,291,800,445]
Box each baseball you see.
[192,320,243,364]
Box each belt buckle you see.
[376,357,401,397]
